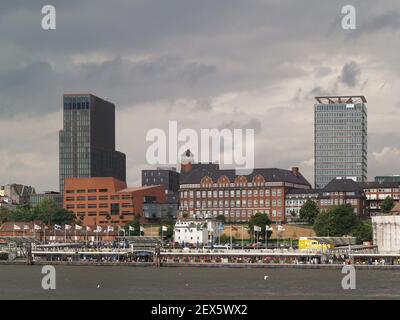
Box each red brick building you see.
[64,177,166,226]
[179,161,312,223]
[363,181,400,214]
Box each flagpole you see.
[241,225,244,250]
[230,225,232,250]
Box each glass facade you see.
[59,94,126,193]
[314,100,367,189]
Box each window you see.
[99,189,108,193]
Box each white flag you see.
[96,226,102,232]
[266,225,273,231]
[13,224,21,231]
[65,224,72,230]
[277,225,285,232]
[23,225,30,230]
[129,226,135,231]
[34,224,41,231]
[75,224,82,230]
[140,226,144,232]
[54,224,62,230]
[162,226,168,232]
[86,226,91,232]
[254,225,262,232]
[107,226,114,232]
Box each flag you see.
[140,226,144,232]
[23,225,30,230]
[277,225,285,232]
[129,226,135,231]
[75,224,82,230]
[162,226,168,232]
[254,225,262,232]
[34,224,41,231]
[13,224,21,231]
[107,226,114,232]
[96,226,102,232]
[65,224,72,230]
[118,226,125,232]
[54,224,62,230]
[266,225,273,231]
[86,226,91,232]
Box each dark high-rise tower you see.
[59,94,126,193]
[314,95,367,189]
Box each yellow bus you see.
[298,237,334,251]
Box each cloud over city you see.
[1,0,400,191]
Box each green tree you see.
[216,215,226,223]
[352,220,373,244]
[381,196,395,213]
[159,224,174,241]
[299,199,319,224]
[124,219,141,236]
[219,234,235,244]
[33,198,75,225]
[0,207,10,224]
[248,212,272,242]
[7,204,34,222]
[314,204,359,237]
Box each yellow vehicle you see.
[298,237,334,251]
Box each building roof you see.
[322,179,363,193]
[390,203,400,215]
[118,185,164,193]
[362,181,400,189]
[315,96,367,104]
[180,163,311,186]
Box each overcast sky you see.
[1,0,400,192]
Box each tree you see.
[219,234,235,244]
[0,208,9,224]
[352,220,373,244]
[216,215,226,223]
[313,204,358,237]
[248,212,272,242]
[159,225,174,241]
[381,196,395,213]
[299,199,319,224]
[124,219,141,236]
[33,198,75,225]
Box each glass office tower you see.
[314,96,367,189]
[59,94,126,193]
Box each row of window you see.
[180,189,283,199]
[66,203,133,209]
[66,188,109,194]
[65,195,132,201]
[181,199,283,209]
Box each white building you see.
[174,220,216,246]
[372,203,400,254]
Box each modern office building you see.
[59,94,126,194]
[63,177,166,226]
[142,167,180,204]
[0,184,36,205]
[30,191,63,208]
[314,96,367,189]
[374,175,400,183]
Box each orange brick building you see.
[64,177,166,226]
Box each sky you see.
[1,0,400,192]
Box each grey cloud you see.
[340,61,360,87]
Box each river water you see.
[0,265,399,299]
